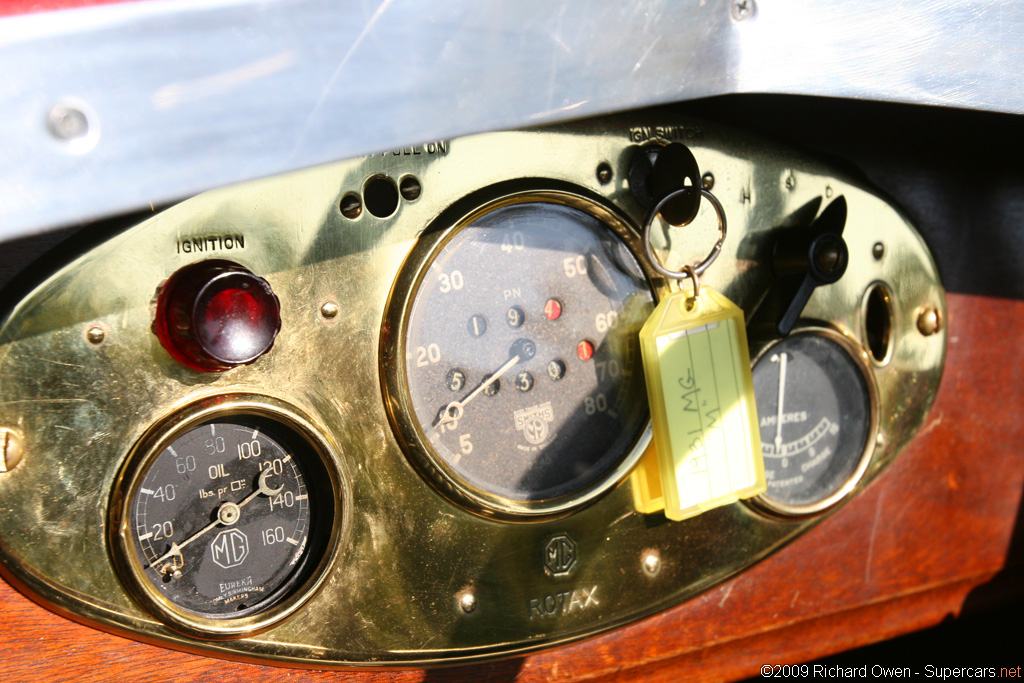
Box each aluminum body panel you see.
[1,0,1021,239]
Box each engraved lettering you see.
[383,141,449,157]
[527,585,600,619]
[628,125,704,143]
[176,234,246,255]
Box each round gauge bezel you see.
[380,185,661,520]
[747,326,880,518]
[108,394,345,639]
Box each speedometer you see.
[382,193,655,518]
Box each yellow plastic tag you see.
[637,286,765,521]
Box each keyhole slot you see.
[863,282,894,365]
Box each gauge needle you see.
[772,352,788,455]
[148,468,284,570]
[436,339,536,428]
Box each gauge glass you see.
[401,200,654,509]
[752,331,874,513]
[127,418,329,619]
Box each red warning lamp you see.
[154,260,281,372]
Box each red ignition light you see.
[154,260,281,372]
[576,340,594,362]
[544,298,563,321]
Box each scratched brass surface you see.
[0,113,945,666]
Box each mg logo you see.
[544,534,577,576]
[210,529,249,569]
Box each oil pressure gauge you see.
[750,329,878,516]
[383,193,656,518]
[110,397,340,637]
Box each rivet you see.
[596,163,613,185]
[785,173,796,190]
[1,429,25,472]
[459,591,476,613]
[701,172,715,191]
[642,550,661,576]
[47,102,90,141]
[86,326,106,345]
[46,100,99,154]
[320,301,339,320]
[872,242,885,260]
[917,306,942,336]
[731,0,755,22]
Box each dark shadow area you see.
[681,95,1024,300]
[421,657,525,683]
[0,204,171,314]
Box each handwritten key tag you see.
[636,189,765,521]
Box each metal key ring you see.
[642,187,727,281]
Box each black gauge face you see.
[752,332,873,512]
[128,418,329,619]
[403,201,654,506]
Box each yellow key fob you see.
[638,286,765,521]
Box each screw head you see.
[399,176,422,202]
[917,306,942,336]
[701,172,715,190]
[1,429,25,473]
[596,163,613,185]
[320,301,339,320]
[340,193,362,219]
[86,326,106,345]
[731,0,755,21]
[785,173,796,190]
[642,551,661,576]
[459,591,477,613]
[872,242,885,260]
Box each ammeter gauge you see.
[111,399,339,636]
[383,194,655,518]
[750,329,877,516]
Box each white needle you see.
[436,339,536,429]
[437,354,520,428]
[772,352,788,455]
[148,468,284,570]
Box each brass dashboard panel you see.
[0,113,945,666]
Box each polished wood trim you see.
[1,293,1021,682]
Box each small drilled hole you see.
[363,175,399,218]
[864,283,893,364]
